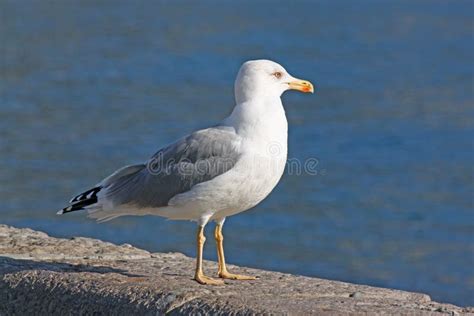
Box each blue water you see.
[1,0,473,307]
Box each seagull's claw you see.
[194,273,225,285]
[218,271,257,280]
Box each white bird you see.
[58,59,314,285]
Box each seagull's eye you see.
[273,71,283,79]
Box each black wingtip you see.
[57,204,84,215]
[69,187,101,203]
[61,187,102,215]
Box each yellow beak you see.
[288,79,314,93]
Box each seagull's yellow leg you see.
[214,222,257,280]
[194,225,224,285]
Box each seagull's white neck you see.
[223,95,288,144]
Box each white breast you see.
[208,97,289,218]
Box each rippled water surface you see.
[1,0,473,306]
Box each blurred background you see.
[1,0,473,307]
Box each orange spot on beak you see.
[288,79,314,93]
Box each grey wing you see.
[102,126,241,208]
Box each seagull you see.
[58,59,314,285]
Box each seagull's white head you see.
[234,59,314,104]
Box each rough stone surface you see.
[0,224,472,315]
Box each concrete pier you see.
[0,224,470,315]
